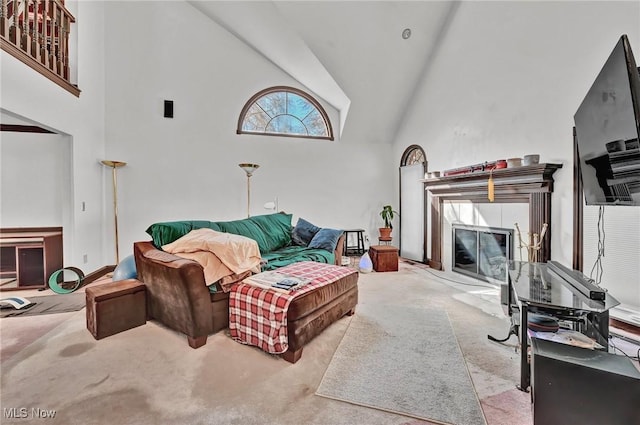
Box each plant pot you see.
[379,227,392,240]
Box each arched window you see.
[401,145,427,167]
[237,86,334,140]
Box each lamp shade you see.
[239,163,260,176]
[101,160,127,168]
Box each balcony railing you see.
[0,0,80,96]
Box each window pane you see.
[302,109,328,136]
[287,93,314,120]
[242,104,270,131]
[267,115,307,135]
[407,149,425,165]
[257,92,286,118]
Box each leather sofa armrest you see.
[133,241,214,339]
[334,233,346,265]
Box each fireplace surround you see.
[422,163,563,270]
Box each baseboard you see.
[610,305,640,327]
[428,259,442,270]
[82,265,116,285]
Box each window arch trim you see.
[237,86,334,141]
[400,144,427,167]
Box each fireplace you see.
[452,225,513,284]
[422,163,563,271]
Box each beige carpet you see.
[317,304,486,424]
[0,293,85,318]
[0,261,532,425]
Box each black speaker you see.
[531,337,640,425]
[164,100,173,118]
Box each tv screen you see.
[574,35,640,206]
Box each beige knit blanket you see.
[162,228,261,288]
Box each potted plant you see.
[379,205,398,240]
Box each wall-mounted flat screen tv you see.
[574,34,640,206]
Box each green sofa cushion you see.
[215,213,292,254]
[146,213,293,254]
[146,220,222,247]
[261,245,335,271]
[248,213,293,252]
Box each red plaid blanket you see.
[229,261,357,354]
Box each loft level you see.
[0,0,80,96]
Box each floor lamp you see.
[101,160,127,264]
[238,163,259,218]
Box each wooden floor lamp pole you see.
[101,160,127,264]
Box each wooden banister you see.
[0,0,80,96]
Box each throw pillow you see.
[308,228,344,252]
[291,218,321,246]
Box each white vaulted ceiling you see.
[188,1,457,143]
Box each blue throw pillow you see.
[308,228,344,252]
[291,218,321,246]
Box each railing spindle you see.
[48,0,56,73]
[9,0,19,44]
[0,0,7,39]
[60,13,67,79]
[40,0,48,66]
[20,0,30,54]
[56,9,64,77]
[30,0,38,60]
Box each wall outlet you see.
[83,254,88,264]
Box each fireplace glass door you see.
[453,225,512,284]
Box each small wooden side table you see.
[369,245,399,272]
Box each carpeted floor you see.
[317,304,486,424]
[0,261,532,425]
[0,293,86,318]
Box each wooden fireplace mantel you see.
[422,163,563,270]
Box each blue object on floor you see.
[359,252,373,273]
[112,254,137,281]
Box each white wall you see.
[0,1,107,271]
[393,1,640,306]
[103,1,394,256]
[0,133,70,229]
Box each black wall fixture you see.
[164,100,174,118]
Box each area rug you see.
[316,303,487,425]
[0,293,85,318]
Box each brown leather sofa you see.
[133,234,355,362]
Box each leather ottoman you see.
[86,279,146,340]
[369,245,399,272]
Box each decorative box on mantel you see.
[421,163,563,271]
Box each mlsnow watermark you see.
[3,408,57,419]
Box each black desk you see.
[507,261,619,391]
[343,229,365,255]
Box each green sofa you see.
[133,213,347,349]
[145,212,344,273]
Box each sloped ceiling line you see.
[187,0,351,138]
